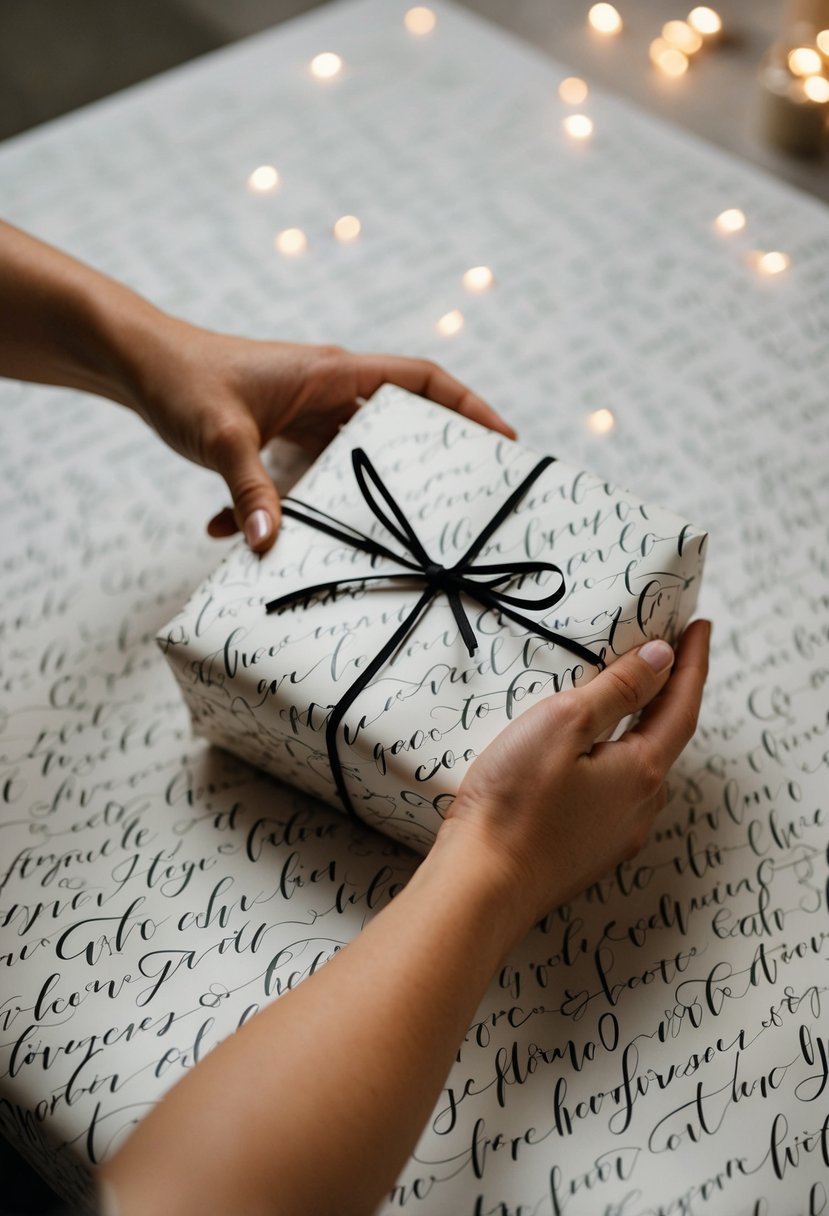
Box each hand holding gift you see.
[0,220,514,553]
[104,627,710,1216]
[135,334,515,553]
[441,621,710,935]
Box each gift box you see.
[158,389,707,852]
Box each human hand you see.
[130,320,514,553]
[434,620,711,940]
[0,222,512,554]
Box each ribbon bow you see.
[265,447,603,821]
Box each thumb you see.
[215,432,282,554]
[576,639,675,745]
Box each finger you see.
[352,354,517,439]
[212,434,282,554]
[627,619,711,764]
[571,638,676,748]
[206,507,239,539]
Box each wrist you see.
[423,814,536,959]
[83,281,187,420]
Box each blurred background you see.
[1,0,828,200]
[0,1,827,1211]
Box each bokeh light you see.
[714,208,746,234]
[588,4,623,35]
[563,114,594,139]
[247,165,279,193]
[405,7,437,35]
[274,228,308,255]
[462,266,494,292]
[333,215,362,242]
[436,309,464,336]
[310,52,343,79]
[559,76,589,105]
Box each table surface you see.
[1,1,828,1212]
[4,0,829,202]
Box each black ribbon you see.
[265,447,604,820]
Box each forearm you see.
[101,828,525,1216]
[0,220,170,412]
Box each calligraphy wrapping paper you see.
[158,389,706,851]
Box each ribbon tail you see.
[324,587,436,818]
[445,587,478,657]
[473,591,605,671]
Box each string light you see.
[687,7,722,38]
[587,408,615,434]
[247,165,279,193]
[404,7,437,35]
[650,38,689,76]
[563,114,594,139]
[803,74,829,102]
[817,30,829,56]
[559,76,589,105]
[787,46,822,77]
[333,215,362,242]
[714,208,746,234]
[754,251,790,275]
[462,266,494,292]
[662,20,703,55]
[274,228,308,255]
[436,309,464,336]
[310,52,343,79]
[587,4,623,35]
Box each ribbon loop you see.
[352,448,432,566]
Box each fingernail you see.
[494,413,517,438]
[639,639,674,672]
[244,509,271,549]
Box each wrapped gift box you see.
[158,389,707,852]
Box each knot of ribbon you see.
[265,446,603,822]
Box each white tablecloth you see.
[1,2,828,1211]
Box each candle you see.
[783,0,829,28]
[758,59,828,154]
